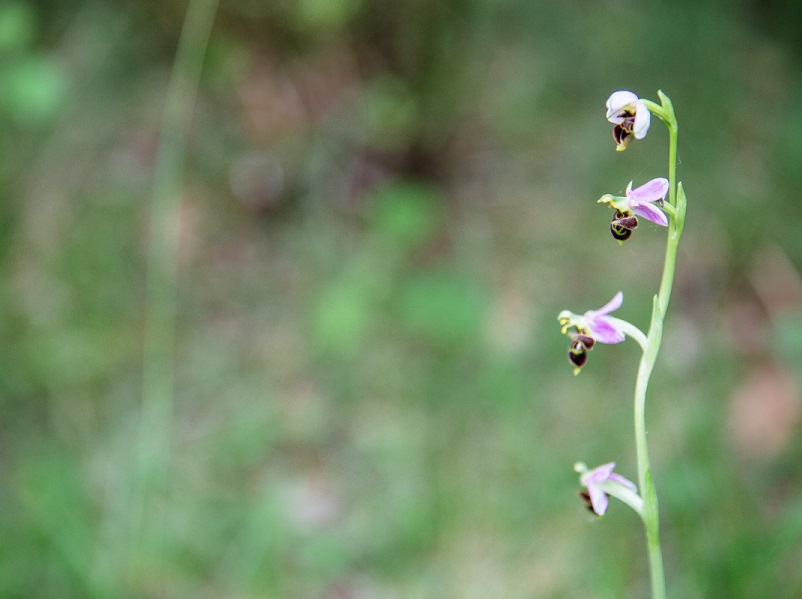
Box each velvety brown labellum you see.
[574,333,595,350]
[568,339,589,368]
[611,210,638,241]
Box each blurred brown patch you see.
[749,245,802,322]
[727,246,802,459]
[728,362,801,459]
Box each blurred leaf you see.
[361,75,419,150]
[296,530,349,580]
[24,327,124,389]
[0,2,36,53]
[370,181,443,249]
[0,55,68,126]
[311,278,375,355]
[201,34,250,91]
[294,0,362,30]
[12,450,98,595]
[773,313,802,376]
[475,358,526,413]
[395,270,486,348]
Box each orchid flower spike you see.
[575,462,642,517]
[606,91,651,151]
[558,292,634,373]
[598,178,669,242]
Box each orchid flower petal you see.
[589,316,626,344]
[581,462,616,485]
[628,178,669,203]
[633,102,651,139]
[607,472,638,492]
[579,462,639,516]
[593,291,623,316]
[581,292,625,344]
[606,91,638,120]
[632,202,668,226]
[580,462,616,516]
[587,484,609,516]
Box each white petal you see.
[633,101,651,139]
[606,91,638,119]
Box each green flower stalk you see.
[559,90,685,599]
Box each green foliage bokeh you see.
[1,1,802,597]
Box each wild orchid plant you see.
[558,90,686,599]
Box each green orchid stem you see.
[610,317,648,353]
[633,100,681,599]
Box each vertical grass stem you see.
[127,0,218,583]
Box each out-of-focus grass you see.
[1,1,802,597]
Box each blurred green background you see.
[2,0,802,597]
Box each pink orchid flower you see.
[579,462,639,516]
[558,292,630,372]
[599,178,669,240]
[624,179,669,226]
